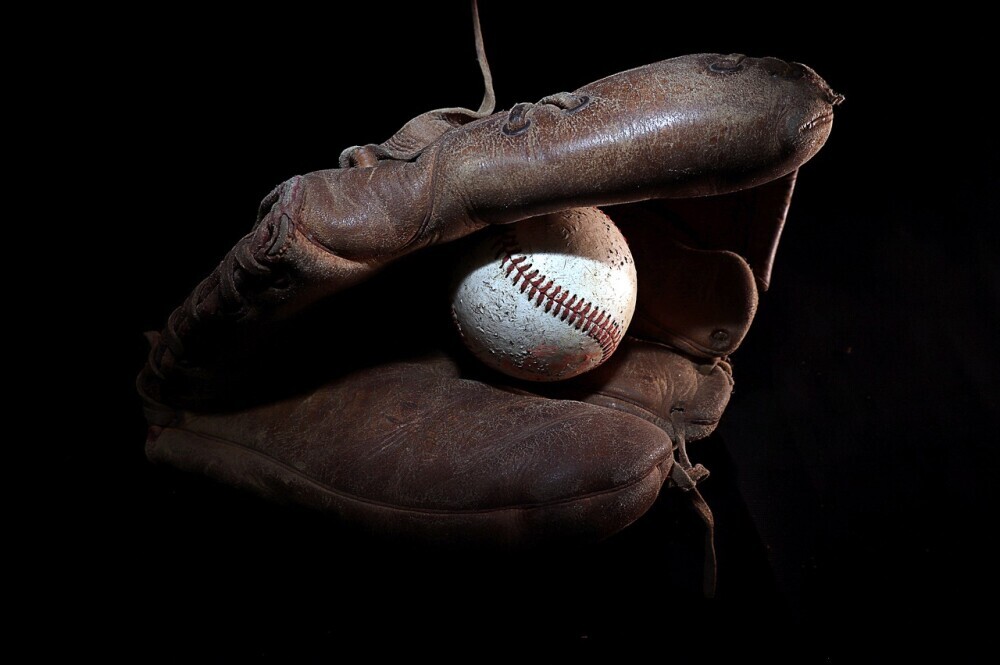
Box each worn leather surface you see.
[138,50,838,555]
[147,353,675,545]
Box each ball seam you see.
[494,230,623,362]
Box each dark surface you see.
[69,3,996,661]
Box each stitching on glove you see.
[538,92,590,114]
[494,230,623,362]
[150,180,302,378]
[501,93,592,136]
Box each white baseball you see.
[451,207,637,382]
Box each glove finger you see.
[141,55,837,397]
[145,352,675,546]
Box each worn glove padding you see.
[139,50,839,592]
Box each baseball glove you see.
[136,7,840,596]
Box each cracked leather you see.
[138,51,838,557]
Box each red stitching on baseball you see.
[494,232,623,361]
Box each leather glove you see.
[136,19,840,595]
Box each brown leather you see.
[138,41,839,573]
[146,353,676,545]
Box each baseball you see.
[451,207,637,381]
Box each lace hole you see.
[502,120,531,136]
[566,94,590,113]
[709,55,746,74]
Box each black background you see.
[68,2,997,661]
